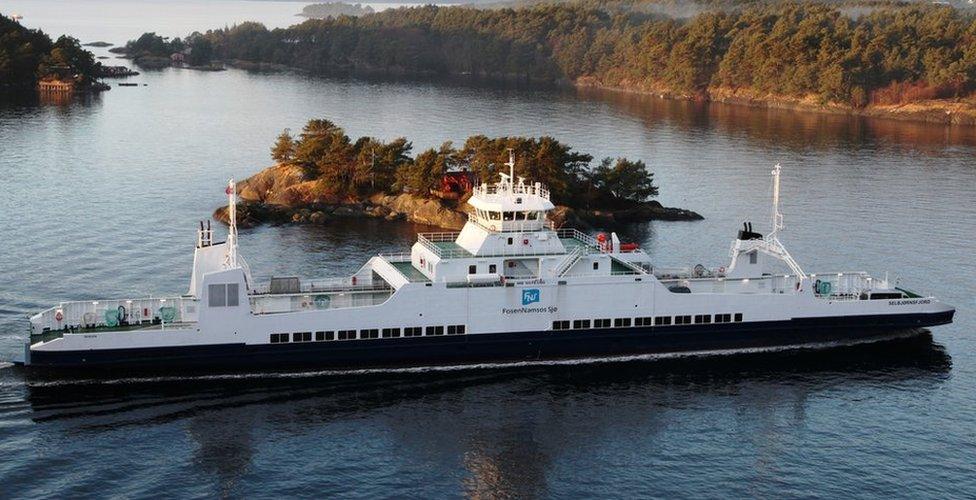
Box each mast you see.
[770,163,783,237]
[506,149,515,185]
[225,179,238,267]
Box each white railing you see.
[473,181,550,201]
[250,276,391,295]
[250,289,392,315]
[31,296,196,334]
[553,246,585,276]
[555,228,600,248]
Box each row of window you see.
[553,313,743,331]
[269,324,467,344]
[475,209,544,222]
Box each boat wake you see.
[0,362,13,370]
[23,330,926,388]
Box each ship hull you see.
[26,310,953,371]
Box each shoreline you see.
[575,78,976,127]
[219,60,976,127]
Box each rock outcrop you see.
[215,163,702,230]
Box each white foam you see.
[22,330,920,388]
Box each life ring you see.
[55,310,64,322]
[104,309,120,327]
[158,306,177,322]
[313,295,330,308]
[523,238,529,245]
[718,266,726,274]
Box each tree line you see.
[1,14,102,90]
[271,119,658,208]
[124,32,214,66]
[146,0,976,107]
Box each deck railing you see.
[249,276,390,295]
[473,182,550,200]
[31,296,196,336]
[417,228,603,260]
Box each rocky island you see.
[215,119,701,230]
[1,14,108,94]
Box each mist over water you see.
[1,1,975,497]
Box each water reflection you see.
[188,406,256,497]
[576,87,976,152]
[12,334,951,496]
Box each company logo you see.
[522,288,540,305]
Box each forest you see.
[150,0,976,108]
[0,14,103,91]
[270,119,659,209]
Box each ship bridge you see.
[398,152,651,285]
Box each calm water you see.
[1,1,975,497]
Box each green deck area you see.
[390,260,431,282]
[432,240,474,257]
[559,237,589,251]
[611,259,637,274]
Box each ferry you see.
[21,159,954,370]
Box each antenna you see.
[506,148,515,182]
[770,163,784,237]
[225,179,238,267]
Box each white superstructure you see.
[23,159,954,369]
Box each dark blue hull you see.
[26,311,954,371]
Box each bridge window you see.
[292,331,312,342]
[489,264,497,273]
[715,314,732,323]
[573,319,591,329]
[337,330,356,340]
[208,283,239,307]
[469,265,477,274]
[360,329,379,339]
[734,313,743,322]
[614,318,632,328]
[270,333,289,344]
[654,316,672,326]
[635,317,653,326]
[675,315,692,325]
[694,315,712,324]
[503,212,514,221]
[527,212,539,220]
[426,326,444,336]
[315,331,333,341]
[447,324,466,335]
[404,326,422,337]
[489,211,501,221]
[593,318,611,328]
[382,328,401,338]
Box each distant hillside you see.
[299,2,376,19]
[129,0,976,123]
